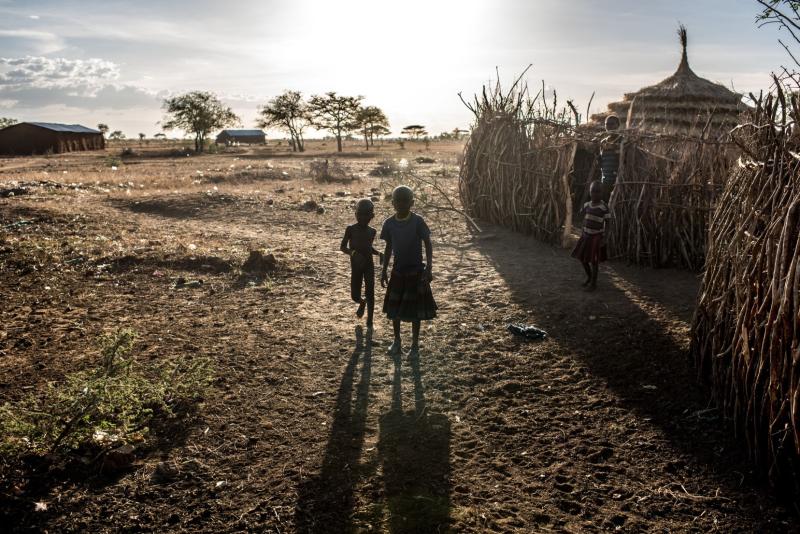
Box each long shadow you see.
[473,223,784,504]
[295,326,373,532]
[378,353,451,533]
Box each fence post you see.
[561,142,578,247]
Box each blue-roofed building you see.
[215,129,266,146]
[0,121,105,155]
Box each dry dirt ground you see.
[0,142,798,533]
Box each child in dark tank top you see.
[341,199,382,329]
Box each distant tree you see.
[161,91,240,153]
[452,127,469,140]
[138,133,146,143]
[109,130,126,140]
[402,124,428,140]
[153,133,166,140]
[0,117,17,129]
[97,123,109,137]
[356,106,389,149]
[308,92,363,152]
[368,125,391,145]
[257,90,310,152]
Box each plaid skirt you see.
[571,233,607,264]
[383,270,437,322]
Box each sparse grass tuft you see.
[0,329,213,458]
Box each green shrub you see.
[0,329,212,457]
[105,155,122,167]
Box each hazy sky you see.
[0,0,790,138]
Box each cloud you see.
[0,30,63,54]
[0,56,160,111]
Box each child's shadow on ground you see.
[378,353,451,533]
[295,325,373,533]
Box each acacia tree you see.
[161,91,239,153]
[368,125,391,145]
[308,92,363,152]
[402,124,428,140]
[356,106,389,149]
[757,0,800,67]
[97,123,109,137]
[138,133,146,143]
[0,117,17,129]
[109,130,125,140]
[257,90,309,152]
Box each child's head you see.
[391,185,414,217]
[354,198,374,225]
[589,180,603,202]
[605,115,620,132]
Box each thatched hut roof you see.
[587,26,743,136]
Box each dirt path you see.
[1,177,797,533]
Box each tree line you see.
[1,91,468,154]
[158,90,391,153]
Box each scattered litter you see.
[3,220,33,230]
[642,384,658,390]
[507,323,548,341]
[34,502,48,512]
[174,277,203,289]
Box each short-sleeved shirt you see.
[343,224,376,256]
[599,133,621,185]
[581,201,611,235]
[380,213,430,274]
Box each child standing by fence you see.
[380,185,437,358]
[572,181,611,291]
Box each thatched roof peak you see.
[585,25,743,135]
[623,25,740,103]
[677,25,690,75]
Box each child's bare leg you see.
[581,262,592,287]
[409,320,421,355]
[388,319,402,354]
[352,266,366,316]
[365,263,375,327]
[588,262,599,291]
[366,299,374,328]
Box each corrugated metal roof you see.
[26,122,102,134]
[218,129,265,137]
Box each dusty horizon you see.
[0,0,791,137]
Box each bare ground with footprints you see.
[0,144,797,532]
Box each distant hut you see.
[0,122,105,155]
[215,129,266,146]
[587,26,743,136]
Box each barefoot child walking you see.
[572,180,611,291]
[341,199,383,328]
[380,185,437,357]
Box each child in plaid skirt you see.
[380,185,437,358]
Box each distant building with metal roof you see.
[215,129,266,145]
[0,122,105,155]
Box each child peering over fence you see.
[598,114,622,201]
